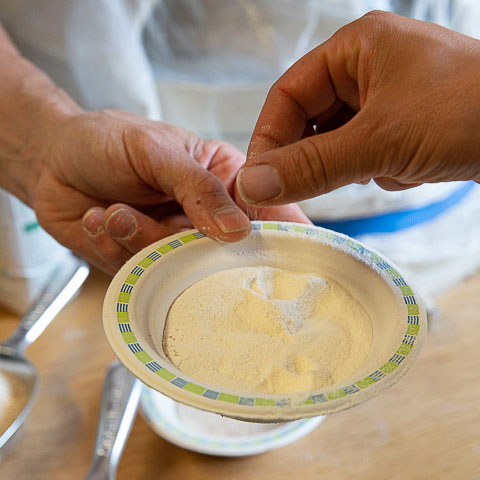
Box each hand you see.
[236,11,480,207]
[0,25,309,275]
[30,110,309,274]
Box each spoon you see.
[85,361,141,480]
[0,253,89,457]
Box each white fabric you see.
[356,186,480,299]
[299,181,465,219]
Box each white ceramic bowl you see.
[103,221,426,422]
[140,387,324,456]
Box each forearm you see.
[0,24,83,206]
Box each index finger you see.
[247,29,361,160]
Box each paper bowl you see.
[103,221,426,422]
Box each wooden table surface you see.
[0,267,479,480]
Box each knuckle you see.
[361,10,394,24]
[353,110,406,178]
[120,126,166,177]
[194,172,224,197]
[348,10,397,45]
[345,11,393,52]
[289,139,329,194]
[123,126,158,152]
[176,171,227,209]
[200,139,232,161]
[204,139,224,151]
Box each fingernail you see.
[213,207,251,234]
[105,208,137,239]
[237,164,283,204]
[82,208,103,237]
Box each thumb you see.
[236,121,376,206]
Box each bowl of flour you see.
[103,221,427,422]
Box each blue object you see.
[313,181,475,237]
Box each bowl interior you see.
[104,222,426,421]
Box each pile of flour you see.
[163,266,372,394]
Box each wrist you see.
[0,47,83,206]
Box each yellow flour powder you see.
[163,266,372,394]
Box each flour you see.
[163,266,372,394]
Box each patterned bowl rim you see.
[103,221,427,421]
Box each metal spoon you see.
[0,253,89,458]
[85,361,141,480]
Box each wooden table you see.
[0,267,479,480]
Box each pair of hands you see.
[30,12,480,274]
[31,111,307,275]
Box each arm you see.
[0,26,81,204]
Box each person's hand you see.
[29,110,308,274]
[236,11,480,207]
[0,24,309,276]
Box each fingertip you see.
[236,163,284,205]
[374,177,422,191]
[82,207,105,237]
[195,211,251,244]
[176,167,252,242]
[104,207,137,240]
[212,206,251,234]
[103,204,197,254]
[212,225,252,244]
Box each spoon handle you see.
[3,253,89,353]
[85,362,142,480]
